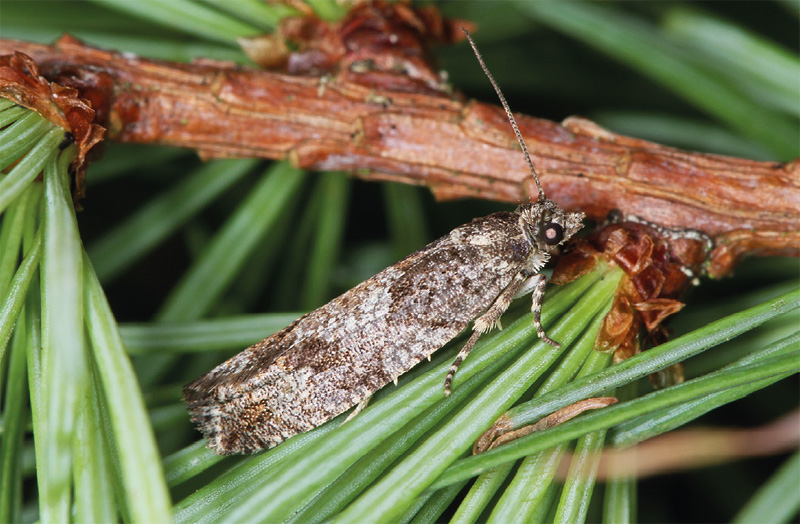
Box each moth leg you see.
[443,331,481,397]
[531,273,560,347]
[343,394,372,424]
[514,273,538,299]
[444,271,528,397]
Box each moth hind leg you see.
[443,330,481,397]
[444,271,528,396]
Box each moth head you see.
[461,29,585,256]
[518,199,585,255]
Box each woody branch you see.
[0,35,797,279]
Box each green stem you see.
[0,128,63,215]
[0,232,42,369]
[503,288,799,428]
[39,147,85,523]
[83,255,172,522]
[432,350,798,489]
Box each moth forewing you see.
[184,204,583,454]
[188,212,525,453]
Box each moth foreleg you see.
[531,273,560,347]
[444,271,528,397]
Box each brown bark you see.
[0,35,797,278]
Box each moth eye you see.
[542,222,564,245]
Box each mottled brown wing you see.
[184,211,530,454]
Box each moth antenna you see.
[462,28,546,202]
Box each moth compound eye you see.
[542,222,564,245]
